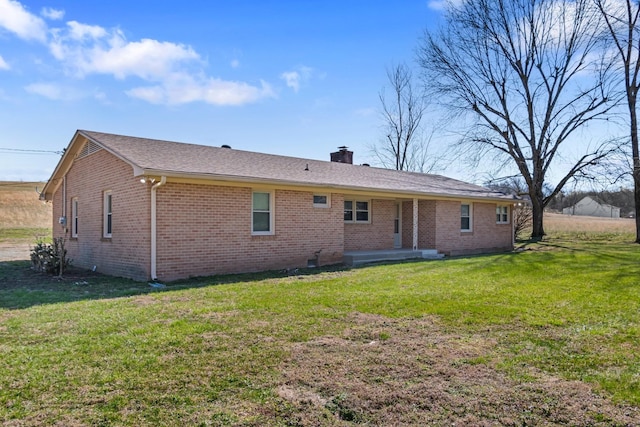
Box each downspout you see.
[150,176,167,280]
[62,175,67,233]
[412,198,418,250]
[512,203,516,249]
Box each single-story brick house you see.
[40,130,515,281]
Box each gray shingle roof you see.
[78,130,511,201]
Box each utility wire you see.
[0,147,63,155]
[0,180,47,185]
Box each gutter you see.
[138,169,514,203]
[150,176,166,280]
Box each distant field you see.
[544,212,636,235]
[0,181,51,230]
[0,182,51,259]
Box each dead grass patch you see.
[277,313,639,426]
[0,182,51,229]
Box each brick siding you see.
[52,149,151,280]
[344,199,396,251]
[155,184,344,281]
[434,200,512,255]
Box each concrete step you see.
[344,249,444,266]
[420,249,445,259]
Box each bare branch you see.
[373,62,438,172]
[595,0,640,242]
[418,0,617,238]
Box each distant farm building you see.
[562,196,620,218]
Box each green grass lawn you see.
[1,234,639,425]
[0,227,51,242]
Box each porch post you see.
[412,198,418,250]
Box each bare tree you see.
[418,0,618,239]
[374,63,436,172]
[595,0,640,242]
[486,176,534,240]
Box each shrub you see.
[514,203,533,240]
[31,237,71,276]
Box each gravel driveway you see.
[0,241,31,262]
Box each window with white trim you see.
[496,205,509,224]
[313,194,330,208]
[71,197,78,238]
[344,200,370,223]
[461,203,472,232]
[252,191,274,234]
[103,191,112,238]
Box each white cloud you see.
[25,81,85,101]
[66,20,107,41]
[88,37,199,80]
[41,7,64,20]
[25,82,63,99]
[280,66,314,92]
[281,71,301,92]
[127,73,275,106]
[0,1,275,107]
[354,107,376,117]
[427,0,463,11]
[0,0,48,42]
[427,1,446,10]
[50,25,200,80]
[0,55,9,70]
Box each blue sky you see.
[0,0,450,181]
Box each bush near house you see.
[30,237,71,275]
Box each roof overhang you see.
[41,129,514,205]
[40,130,144,201]
[136,169,516,204]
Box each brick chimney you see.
[330,146,353,164]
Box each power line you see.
[0,182,46,187]
[0,147,63,155]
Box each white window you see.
[496,205,509,224]
[461,203,472,232]
[344,200,370,223]
[103,191,112,238]
[313,194,330,208]
[252,191,274,235]
[71,197,78,238]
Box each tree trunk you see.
[530,175,545,240]
[530,195,545,240]
[630,93,640,243]
[634,168,640,243]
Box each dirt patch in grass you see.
[277,313,639,426]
